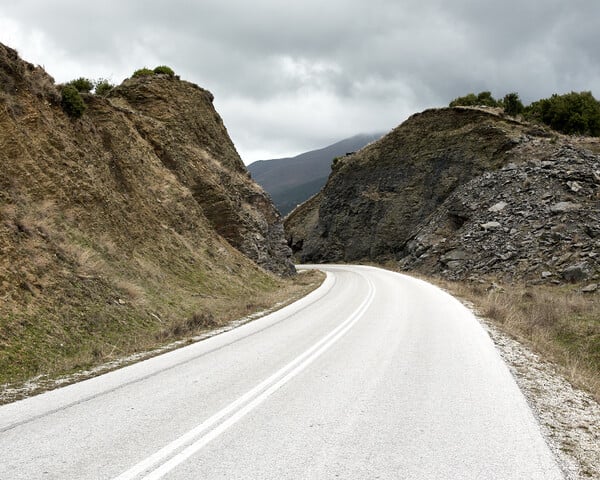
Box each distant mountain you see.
[248,133,382,216]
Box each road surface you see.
[0,265,564,479]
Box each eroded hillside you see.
[286,107,600,284]
[0,43,295,386]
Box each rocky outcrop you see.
[108,75,294,275]
[287,107,529,261]
[1,42,295,383]
[399,142,600,283]
[286,106,600,284]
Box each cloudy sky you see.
[1,1,599,163]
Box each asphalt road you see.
[0,265,564,479]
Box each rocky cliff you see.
[400,139,600,284]
[286,107,600,284]
[0,43,293,384]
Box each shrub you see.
[476,91,500,107]
[450,93,478,107]
[94,78,114,96]
[153,65,175,76]
[503,92,524,116]
[132,67,154,78]
[61,84,86,118]
[68,77,94,93]
[449,91,500,108]
[525,91,600,136]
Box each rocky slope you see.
[400,140,600,284]
[286,107,600,284]
[248,133,381,216]
[0,43,293,384]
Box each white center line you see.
[113,272,375,480]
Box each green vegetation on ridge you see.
[450,90,600,137]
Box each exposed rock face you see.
[286,106,600,284]
[109,76,294,275]
[287,108,528,262]
[0,41,296,384]
[399,143,600,283]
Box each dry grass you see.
[433,278,600,401]
[0,267,325,402]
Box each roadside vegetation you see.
[0,265,324,403]
[450,90,600,137]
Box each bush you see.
[153,65,175,76]
[503,92,524,116]
[476,91,500,107]
[94,78,114,96]
[449,91,500,108]
[61,84,86,118]
[525,91,600,136]
[68,77,94,93]
[449,93,478,107]
[132,67,154,78]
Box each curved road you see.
[0,265,564,479]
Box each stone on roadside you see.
[481,221,501,230]
[442,249,469,262]
[488,201,508,212]
[566,181,582,193]
[562,263,589,283]
[581,283,598,293]
[550,202,581,213]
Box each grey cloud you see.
[1,0,599,161]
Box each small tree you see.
[68,77,94,93]
[476,91,499,107]
[503,92,524,116]
[94,78,114,96]
[449,91,499,107]
[61,84,86,118]
[450,93,478,107]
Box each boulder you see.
[550,202,581,213]
[481,221,501,230]
[562,263,590,283]
[488,201,508,212]
[442,249,470,262]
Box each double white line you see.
[113,273,375,480]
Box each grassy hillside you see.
[0,43,303,393]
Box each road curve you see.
[0,265,564,479]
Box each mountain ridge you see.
[248,133,382,215]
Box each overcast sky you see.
[1,1,599,163]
